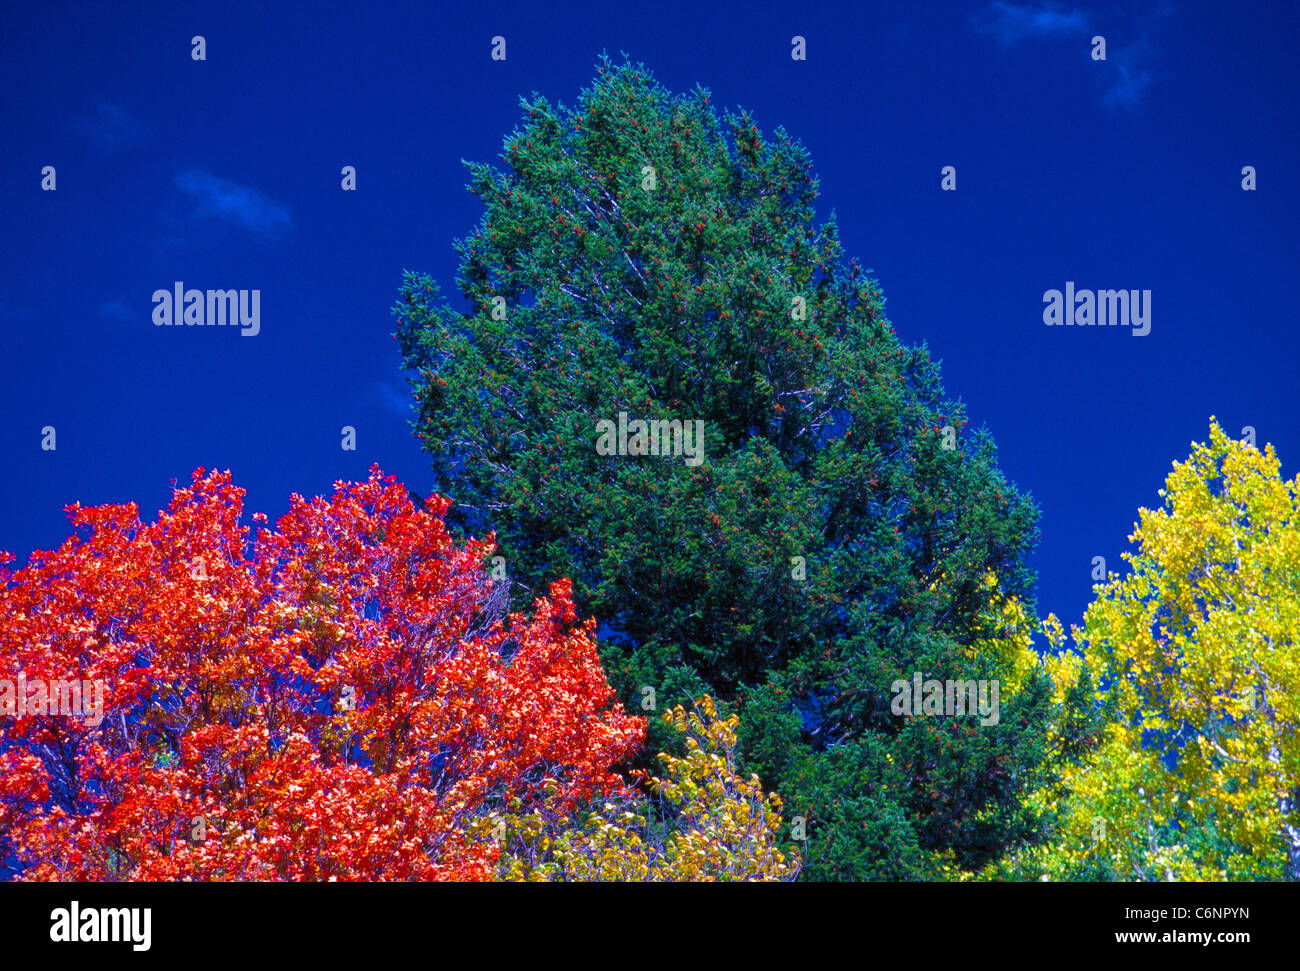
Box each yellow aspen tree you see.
[998,420,1299,880]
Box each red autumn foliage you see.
[0,466,644,880]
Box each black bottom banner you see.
[0,879,1275,959]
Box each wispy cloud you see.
[98,300,136,321]
[174,171,293,238]
[74,104,146,150]
[973,2,1088,48]
[973,1,1168,109]
[1104,42,1157,108]
[372,380,411,417]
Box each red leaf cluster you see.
[0,466,644,880]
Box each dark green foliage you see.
[395,55,1052,878]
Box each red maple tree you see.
[0,466,644,880]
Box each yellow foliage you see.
[499,697,799,882]
[966,568,1041,694]
[986,420,1300,881]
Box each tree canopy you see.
[394,56,1055,879]
[0,467,643,880]
[988,420,1300,881]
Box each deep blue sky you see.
[2,0,1297,635]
